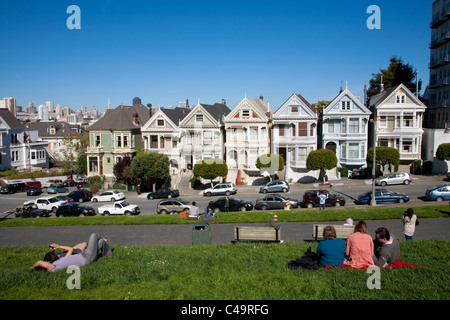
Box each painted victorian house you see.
[0,109,49,171]
[178,102,230,171]
[272,93,318,182]
[224,96,272,185]
[141,106,191,177]
[368,83,427,172]
[322,87,372,174]
[86,104,151,180]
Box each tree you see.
[311,100,331,113]
[130,152,170,191]
[367,146,400,173]
[60,131,89,175]
[193,159,228,187]
[436,143,450,161]
[368,56,422,98]
[256,154,285,180]
[306,149,337,182]
[114,156,136,186]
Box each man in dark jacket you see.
[373,227,400,267]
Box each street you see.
[0,174,448,217]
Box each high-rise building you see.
[428,0,450,129]
[4,97,16,117]
[133,97,141,105]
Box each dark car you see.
[27,186,43,196]
[254,194,299,210]
[15,203,50,218]
[208,197,253,212]
[349,169,368,179]
[357,189,410,204]
[302,190,346,208]
[147,188,180,200]
[67,189,92,203]
[1,182,26,194]
[55,203,96,217]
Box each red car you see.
[25,181,42,189]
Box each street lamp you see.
[370,109,377,206]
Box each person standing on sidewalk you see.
[317,192,328,210]
[402,208,417,241]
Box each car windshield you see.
[48,198,59,203]
[119,201,129,207]
[177,199,189,205]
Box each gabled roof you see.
[274,92,317,118]
[0,109,24,130]
[28,121,82,138]
[88,104,152,131]
[160,107,192,125]
[368,83,426,109]
[225,97,271,121]
[324,88,371,115]
[180,102,230,127]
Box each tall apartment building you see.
[428,0,450,129]
[423,0,450,173]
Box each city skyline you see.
[1,0,431,113]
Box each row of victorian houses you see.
[84,83,427,187]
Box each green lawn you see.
[0,240,448,300]
[1,204,449,227]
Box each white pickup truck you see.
[97,201,140,215]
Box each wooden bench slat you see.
[234,226,280,242]
[312,224,354,241]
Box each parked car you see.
[14,203,50,218]
[357,189,410,204]
[425,184,450,201]
[25,181,42,189]
[301,190,346,208]
[42,179,64,188]
[25,196,68,213]
[67,189,92,203]
[54,195,74,202]
[203,182,237,197]
[27,186,43,196]
[349,169,368,179]
[55,203,96,217]
[1,182,26,194]
[98,201,140,215]
[156,199,191,214]
[208,197,253,212]
[375,172,412,186]
[46,185,69,194]
[255,194,299,210]
[147,188,179,200]
[259,180,290,193]
[92,190,126,202]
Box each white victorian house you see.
[179,102,230,171]
[322,87,372,173]
[369,83,427,172]
[224,96,272,185]
[272,93,318,182]
[141,106,191,178]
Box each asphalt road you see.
[0,174,449,247]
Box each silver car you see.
[259,180,290,193]
[375,172,412,186]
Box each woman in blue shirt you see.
[317,226,347,267]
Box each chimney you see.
[147,104,152,118]
[222,99,226,105]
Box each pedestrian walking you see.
[224,196,230,212]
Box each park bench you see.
[312,224,354,241]
[232,226,281,243]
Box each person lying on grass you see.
[31,233,112,272]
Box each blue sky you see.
[0,0,431,113]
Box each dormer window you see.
[49,126,56,135]
[157,119,165,127]
[291,106,299,113]
[396,92,406,104]
[242,109,250,118]
[341,101,351,110]
[195,114,203,122]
